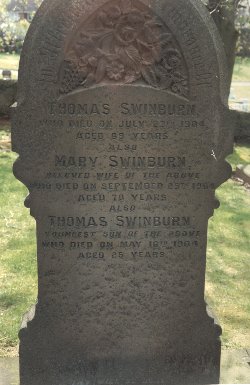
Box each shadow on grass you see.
[0,293,26,309]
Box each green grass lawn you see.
[0,54,20,71]
[230,58,250,109]
[206,179,250,349]
[233,57,250,82]
[230,86,250,106]
[0,144,249,356]
[0,152,37,357]
[227,142,250,171]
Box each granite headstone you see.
[12,0,234,384]
[2,70,12,80]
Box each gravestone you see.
[11,0,234,384]
[2,69,12,80]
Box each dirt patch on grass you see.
[0,345,18,358]
[231,175,250,192]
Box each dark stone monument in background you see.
[12,0,234,384]
[2,70,12,80]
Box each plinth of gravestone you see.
[12,0,234,384]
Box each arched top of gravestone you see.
[17,0,229,106]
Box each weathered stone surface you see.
[12,0,234,384]
[2,349,250,385]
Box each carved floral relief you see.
[59,0,189,97]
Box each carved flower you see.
[115,11,145,46]
[60,4,189,96]
[124,69,141,84]
[75,36,95,56]
[168,54,181,69]
[127,10,145,28]
[88,56,98,68]
[118,26,137,45]
[161,49,182,71]
[106,5,122,20]
[99,5,122,28]
[172,78,188,97]
[106,61,125,81]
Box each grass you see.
[230,86,250,101]
[206,179,250,349]
[230,58,250,110]
[0,140,249,356]
[233,57,250,82]
[230,85,250,112]
[0,129,10,141]
[0,54,20,71]
[0,119,11,151]
[227,143,250,171]
[0,54,19,80]
[0,152,37,357]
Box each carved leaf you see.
[95,58,107,83]
[161,32,172,41]
[141,45,159,65]
[66,51,78,62]
[155,65,174,90]
[83,29,112,40]
[161,75,173,90]
[99,11,114,28]
[180,86,189,98]
[99,32,114,52]
[125,45,141,65]
[125,73,139,84]
[156,64,167,75]
[78,66,88,79]
[143,26,159,44]
[145,20,164,29]
[136,39,154,58]
[117,47,137,70]
[152,46,161,62]
[160,33,173,48]
[141,66,159,88]
[120,0,132,12]
[74,37,95,56]
[172,79,189,97]
[83,73,96,88]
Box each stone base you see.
[19,303,221,385]
[20,356,220,385]
[2,349,249,385]
[19,327,221,385]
